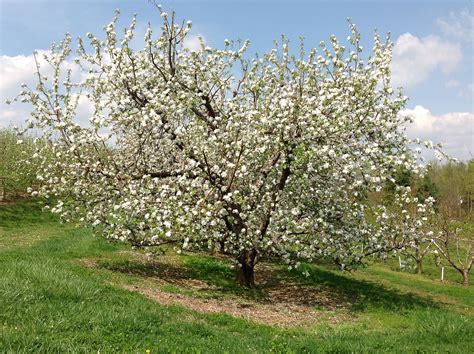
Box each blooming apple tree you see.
[14,8,438,287]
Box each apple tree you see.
[13,8,438,287]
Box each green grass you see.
[1,200,473,352]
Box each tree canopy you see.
[12,8,440,286]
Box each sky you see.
[0,0,473,160]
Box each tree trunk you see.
[218,240,225,253]
[462,270,469,286]
[416,259,423,274]
[236,250,257,288]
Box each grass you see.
[1,200,473,352]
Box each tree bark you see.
[462,270,469,287]
[236,250,257,288]
[218,240,225,253]
[416,259,423,274]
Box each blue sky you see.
[0,0,473,159]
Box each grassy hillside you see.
[1,200,473,352]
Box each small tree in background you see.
[388,168,439,274]
[428,161,474,285]
[0,129,39,201]
[432,161,472,217]
[432,217,473,286]
[12,7,441,287]
[379,184,437,275]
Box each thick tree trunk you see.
[416,259,423,274]
[218,240,225,253]
[236,250,257,288]
[236,262,255,288]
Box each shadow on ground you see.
[285,263,438,311]
[94,252,438,313]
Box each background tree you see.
[0,129,39,201]
[432,217,473,286]
[432,161,471,217]
[13,8,440,287]
[416,171,439,204]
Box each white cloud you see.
[183,34,204,52]
[436,9,474,42]
[401,105,473,161]
[0,54,39,93]
[391,33,462,88]
[0,52,92,129]
[0,54,38,128]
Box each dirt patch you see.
[79,258,100,268]
[124,283,352,327]
[255,263,353,309]
[80,253,356,327]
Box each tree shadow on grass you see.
[96,253,438,312]
[284,263,439,312]
[99,255,267,301]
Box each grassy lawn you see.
[1,200,473,352]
